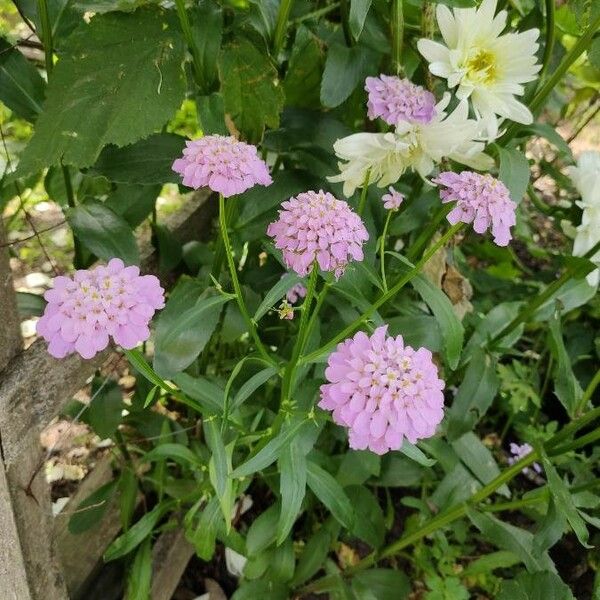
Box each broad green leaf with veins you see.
[16,8,185,176]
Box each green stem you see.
[380,211,393,292]
[539,0,556,83]
[357,170,371,216]
[406,204,452,262]
[211,196,236,282]
[576,369,600,416]
[281,264,319,404]
[36,0,53,74]
[526,184,558,216]
[173,0,205,90]
[300,223,463,365]
[502,14,600,144]
[273,0,294,56]
[294,2,340,24]
[61,163,84,269]
[219,193,275,366]
[549,424,600,456]
[488,238,600,349]
[391,0,404,75]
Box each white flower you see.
[329,94,493,197]
[569,151,600,286]
[417,0,541,139]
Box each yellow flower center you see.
[465,48,497,85]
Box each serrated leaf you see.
[0,37,46,121]
[90,134,186,185]
[219,36,284,142]
[497,571,575,600]
[306,461,354,529]
[498,146,530,204]
[16,8,185,176]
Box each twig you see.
[0,221,66,248]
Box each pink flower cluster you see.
[434,171,517,246]
[381,186,404,210]
[365,75,437,126]
[286,282,307,304]
[319,326,445,454]
[508,442,542,477]
[37,259,164,359]
[267,190,368,279]
[172,135,272,197]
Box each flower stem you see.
[539,0,556,83]
[281,264,319,404]
[357,170,371,216]
[219,193,275,366]
[300,223,463,364]
[211,196,236,282]
[391,0,404,75]
[173,0,205,90]
[273,0,295,57]
[406,204,452,262]
[61,163,84,269]
[487,238,600,349]
[576,369,600,416]
[380,211,393,292]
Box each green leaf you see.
[320,43,379,108]
[219,36,284,142]
[283,26,325,109]
[105,183,160,228]
[254,272,303,321]
[349,0,372,40]
[204,419,234,527]
[523,124,572,158]
[498,146,530,204]
[125,538,152,600]
[68,201,139,265]
[533,496,566,554]
[186,496,221,560]
[231,366,278,412]
[411,275,464,370]
[153,293,230,379]
[347,485,385,548]
[497,571,575,600]
[83,378,123,439]
[16,291,46,318]
[247,503,279,555]
[548,310,583,417]
[0,38,46,121]
[452,432,509,497]
[446,352,499,440]
[90,134,186,185]
[306,461,354,529]
[190,0,223,92]
[68,480,117,534]
[277,439,307,545]
[231,420,308,478]
[144,443,203,467]
[152,223,182,273]
[105,501,172,561]
[172,372,224,413]
[118,468,138,531]
[462,551,520,576]
[231,581,288,600]
[466,508,555,573]
[540,451,590,547]
[400,440,436,467]
[16,8,186,176]
[352,569,410,600]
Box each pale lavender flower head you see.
[286,282,307,304]
[267,190,369,279]
[37,259,165,360]
[172,135,272,197]
[365,75,437,126]
[434,171,517,246]
[381,186,404,211]
[319,325,445,455]
[508,442,542,476]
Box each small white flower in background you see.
[568,151,600,287]
[508,442,542,477]
[329,94,492,196]
[417,0,541,139]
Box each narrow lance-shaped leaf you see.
[306,461,354,529]
[277,439,307,545]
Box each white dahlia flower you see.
[417,0,541,139]
[329,94,492,196]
